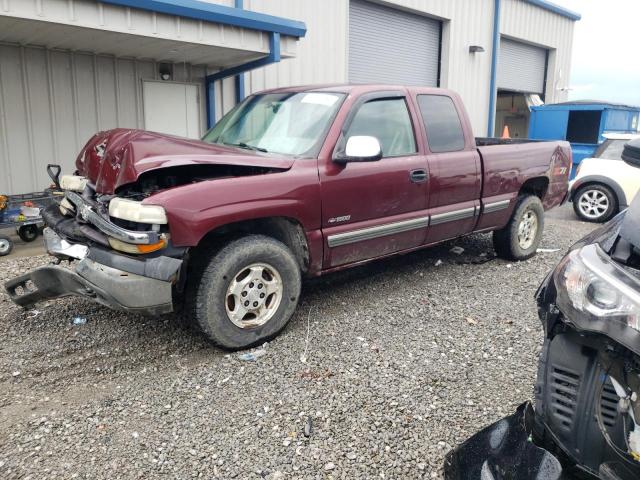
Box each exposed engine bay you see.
[114,163,283,200]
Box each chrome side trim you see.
[483,199,511,214]
[327,216,429,248]
[430,206,476,226]
[65,191,159,245]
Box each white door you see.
[142,80,200,138]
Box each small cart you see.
[0,190,62,256]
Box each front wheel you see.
[572,184,617,223]
[493,195,545,261]
[187,235,302,350]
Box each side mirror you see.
[334,136,382,163]
[622,138,640,168]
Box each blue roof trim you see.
[100,0,307,37]
[523,0,581,21]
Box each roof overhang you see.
[523,0,581,21]
[0,0,303,67]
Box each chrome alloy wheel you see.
[225,263,283,329]
[578,189,609,220]
[517,209,538,250]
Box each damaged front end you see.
[5,173,184,315]
[446,197,640,479]
[444,402,562,479]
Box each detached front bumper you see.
[4,229,180,315]
[444,402,563,480]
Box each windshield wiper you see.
[222,141,268,153]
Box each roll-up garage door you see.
[349,0,441,87]
[497,38,547,93]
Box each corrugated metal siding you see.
[0,43,208,194]
[242,0,348,95]
[498,38,546,93]
[348,0,440,86]
[247,0,575,135]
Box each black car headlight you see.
[554,243,640,333]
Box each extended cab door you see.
[319,92,429,268]
[414,93,482,244]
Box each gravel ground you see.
[0,205,597,479]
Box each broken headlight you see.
[554,244,640,333]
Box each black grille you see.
[550,366,580,430]
[600,381,619,428]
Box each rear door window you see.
[345,98,417,157]
[417,95,466,153]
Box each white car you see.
[570,133,640,222]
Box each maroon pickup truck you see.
[5,85,571,349]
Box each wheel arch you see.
[192,216,310,274]
[519,176,549,200]
[570,176,626,208]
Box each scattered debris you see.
[506,264,513,269]
[72,316,87,325]
[27,310,41,318]
[12,371,20,377]
[324,462,336,471]
[346,452,357,460]
[435,259,443,267]
[466,317,478,325]
[131,431,139,439]
[238,349,267,362]
[537,247,560,253]
[304,416,313,437]
[449,246,465,255]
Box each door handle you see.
[409,169,428,183]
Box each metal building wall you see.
[241,0,348,96]
[0,43,208,194]
[501,0,575,103]
[244,0,576,135]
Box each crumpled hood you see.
[75,129,294,194]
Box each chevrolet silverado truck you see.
[5,85,571,349]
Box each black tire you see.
[493,195,545,261]
[18,224,39,242]
[572,183,617,223]
[187,235,301,350]
[0,235,13,256]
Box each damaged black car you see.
[445,138,640,480]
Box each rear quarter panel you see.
[475,141,571,231]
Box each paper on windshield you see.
[300,93,339,106]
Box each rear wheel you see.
[187,235,301,350]
[573,184,617,223]
[493,195,545,261]
[17,224,39,242]
[0,235,13,256]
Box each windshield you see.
[202,92,346,157]
[594,139,628,160]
